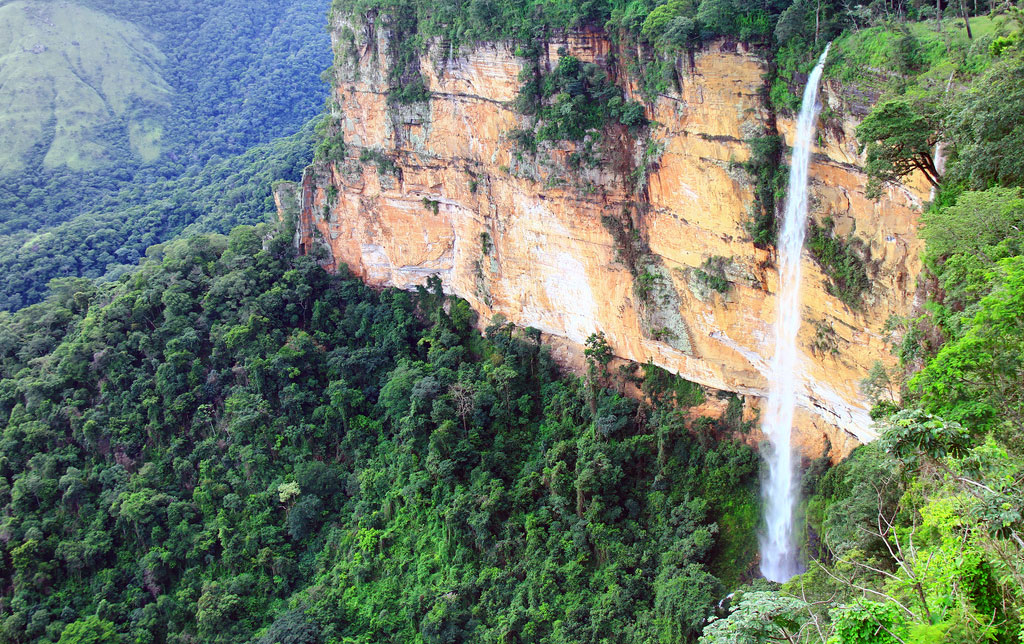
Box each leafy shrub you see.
[359,148,399,175]
[635,266,661,300]
[642,362,706,407]
[314,116,347,162]
[806,217,870,308]
[743,135,786,246]
[695,256,731,293]
[515,55,647,145]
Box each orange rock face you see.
[286,19,927,460]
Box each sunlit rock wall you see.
[282,17,927,460]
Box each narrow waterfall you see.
[760,44,831,583]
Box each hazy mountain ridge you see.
[0,0,170,173]
[0,0,331,310]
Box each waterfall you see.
[759,43,831,583]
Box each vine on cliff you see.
[510,49,647,168]
[807,216,872,309]
[742,133,786,247]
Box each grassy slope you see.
[827,15,1001,91]
[0,0,171,173]
[773,15,1005,112]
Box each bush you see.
[806,217,870,308]
[743,135,785,246]
[515,55,647,146]
[695,256,731,293]
[359,148,398,175]
[641,362,706,407]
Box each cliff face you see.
[285,17,928,459]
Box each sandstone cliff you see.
[280,16,929,460]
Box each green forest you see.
[1,0,1023,642]
[0,0,331,310]
[0,126,317,311]
[0,219,760,643]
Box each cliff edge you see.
[281,16,930,460]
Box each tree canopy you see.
[856,99,943,196]
[0,219,760,643]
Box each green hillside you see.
[0,0,332,180]
[0,224,759,643]
[0,120,317,310]
[0,0,171,173]
[0,0,331,310]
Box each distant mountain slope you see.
[0,0,171,173]
[0,122,317,310]
[0,0,330,310]
[0,0,330,233]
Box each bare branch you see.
[812,560,919,620]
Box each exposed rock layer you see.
[285,20,928,459]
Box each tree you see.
[584,331,613,376]
[287,495,322,540]
[774,0,811,45]
[957,0,972,39]
[642,0,696,39]
[57,616,122,644]
[699,590,809,643]
[696,0,738,37]
[912,257,1024,435]
[856,100,942,198]
[829,599,905,644]
[653,564,719,642]
[859,361,900,418]
[196,582,244,640]
[920,187,1024,264]
[945,52,1024,190]
[877,408,972,464]
[254,610,321,644]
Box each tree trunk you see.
[959,0,973,38]
[814,0,821,46]
[916,153,942,187]
[936,0,942,30]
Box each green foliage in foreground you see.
[704,435,1023,643]
[913,256,1024,438]
[0,221,759,643]
[918,186,1024,338]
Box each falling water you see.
[760,43,831,583]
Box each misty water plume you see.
[759,43,831,583]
